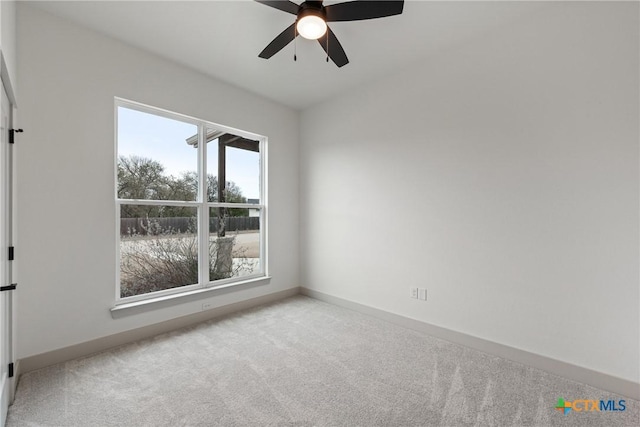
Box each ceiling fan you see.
[255,1,405,67]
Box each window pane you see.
[226,145,260,204]
[209,207,260,282]
[206,129,260,204]
[117,107,198,201]
[120,205,198,298]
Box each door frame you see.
[0,68,17,425]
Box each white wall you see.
[300,2,639,383]
[16,5,299,359]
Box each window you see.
[115,99,266,304]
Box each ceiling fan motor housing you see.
[297,1,326,22]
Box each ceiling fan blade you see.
[317,27,349,67]
[254,1,300,15]
[325,0,404,22]
[259,23,297,59]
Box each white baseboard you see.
[18,287,299,374]
[300,287,640,400]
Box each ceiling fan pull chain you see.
[294,25,298,62]
[326,32,329,63]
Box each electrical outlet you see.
[419,288,427,301]
[410,287,419,299]
[202,302,212,311]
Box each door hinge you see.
[8,363,14,378]
[9,128,23,144]
[0,284,16,292]
[8,246,14,261]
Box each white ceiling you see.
[29,0,548,110]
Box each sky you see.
[117,106,261,200]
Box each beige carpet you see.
[7,296,639,426]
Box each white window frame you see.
[114,98,267,306]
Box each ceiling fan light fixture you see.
[296,13,327,40]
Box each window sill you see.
[110,276,271,319]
